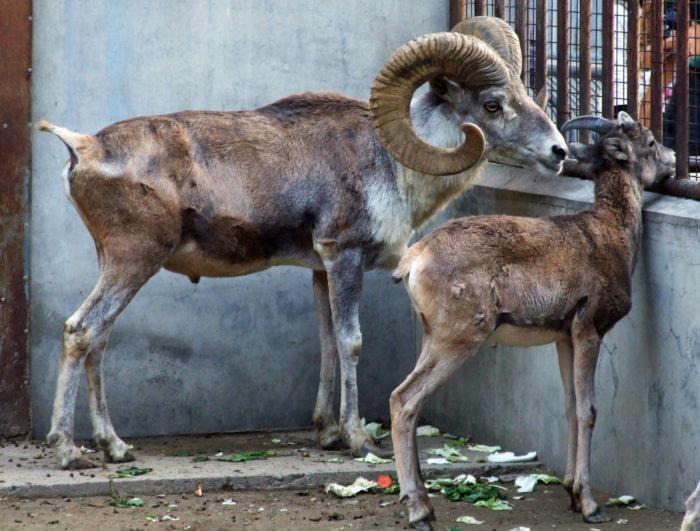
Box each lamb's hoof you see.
[583,507,611,524]
[356,439,393,458]
[64,456,101,470]
[409,514,436,531]
[104,450,136,464]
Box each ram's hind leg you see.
[48,248,168,469]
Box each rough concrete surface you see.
[0,429,685,530]
[0,429,538,499]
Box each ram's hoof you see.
[356,439,393,458]
[63,456,101,470]
[583,507,611,524]
[104,450,136,464]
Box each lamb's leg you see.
[311,270,342,449]
[556,338,580,512]
[391,332,481,530]
[571,321,610,523]
[48,252,165,469]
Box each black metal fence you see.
[460,0,700,200]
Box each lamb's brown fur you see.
[390,113,675,530]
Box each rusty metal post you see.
[627,0,640,119]
[450,0,466,28]
[650,0,664,139]
[674,0,690,180]
[495,0,505,18]
[515,0,528,82]
[579,0,592,142]
[0,0,32,437]
[557,0,570,127]
[535,0,547,93]
[601,0,614,118]
[474,0,485,16]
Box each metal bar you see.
[655,176,700,199]
[674,0,690,180]
[515,0,528,82]
[627,0,640,119]
[601,0,614,118]
[556,0,570,127]
[450,0,466,29]
[495,0,505,19]
[579,0,592,143]
[0,0,32,437]
[650,0,664,139]
[535,0,547,92]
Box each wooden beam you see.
[0,0,32,437]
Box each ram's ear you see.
[535,85,549,111]
[429,76,464,105]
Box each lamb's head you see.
[562,112,676,187]
[369,16,567,177]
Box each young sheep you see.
[390,111,676,530]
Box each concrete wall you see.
[423,165,700,512]
[30,0,700,514]
[30,0,438,439]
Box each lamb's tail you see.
[392,241,425,284]
[37,120,100,169]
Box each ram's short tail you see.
[37,120,100,169]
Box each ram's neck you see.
[399,97,486,229]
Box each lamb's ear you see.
[602,137,632,163]
[617,110,635,127]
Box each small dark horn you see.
[561,115,616,135]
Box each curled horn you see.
[370,32,509,176]
[451,16,522,80]
[561,115,616,135]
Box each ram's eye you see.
[484,101,501,113]
[649,140,656,148]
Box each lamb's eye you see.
[484,101,501,113]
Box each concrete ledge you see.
[477,163,700,227]
[0,430,541,499]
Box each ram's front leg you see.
[316,241,385,456]
[311,270,342,449]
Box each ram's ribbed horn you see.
[561,115,616,135]
[370,32,509,176]
[451,16,522,80]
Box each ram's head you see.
[370,16,567,176]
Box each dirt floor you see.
[0,430,684,530]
